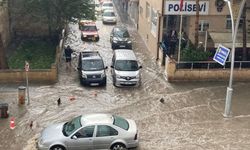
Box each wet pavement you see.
[1,2,250,150]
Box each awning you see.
[209,32,250,48]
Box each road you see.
[0,2,250,150]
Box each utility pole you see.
[223,0,247,117]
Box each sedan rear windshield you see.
[113,29,129,38]
[113,115,129,130]
[80,25,97,32]
[103,11,115,17]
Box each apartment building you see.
[138,0,250,60]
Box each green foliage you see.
[8,40,56,69]
[23,0,95,34]
[181,43,212,61]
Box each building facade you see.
[128,0,140,28]
[138,0,250,61]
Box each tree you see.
[194,0,200,48]
[22,0,95,39]
[0,33,9,69]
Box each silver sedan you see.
[37,113,138,150]
[102,10,117,24]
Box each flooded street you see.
[1,2,250,150]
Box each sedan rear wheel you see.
[112,143,127,150]
[50,145,65,150]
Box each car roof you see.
[114,49,136,60]
[81,113,113,126]
[81,51,102,60]
[103,1,113,4]
[113,26,128,31]
[79,20,96,26]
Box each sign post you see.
[213,44,230,66]
[25,61,30,105]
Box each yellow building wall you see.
[138,0,163,58]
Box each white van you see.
[111,49,142,87]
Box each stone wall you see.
[0,65,57,83]
[0,5,10,47]
[165,56,250,82]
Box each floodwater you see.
[1,2,250,150]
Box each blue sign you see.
[213,45,230,66]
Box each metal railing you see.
[176,61,250,70]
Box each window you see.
[63,116,82,136]
[96,125,118,137]
[140,6,143,16]
[226,15,243,29]
[151,8,158,37]
[114,60,139,71]
[199,20,209,32]
[146,2,150,20]
[74,126,95,138]
[113,115,129,130]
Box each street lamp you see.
[223,0,247,117]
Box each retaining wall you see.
[165,56,250,82]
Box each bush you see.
[8,40,56,69]
[181,44,212,61]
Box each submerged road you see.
[0,2,250,150]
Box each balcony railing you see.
[176,61,250,70]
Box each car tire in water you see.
[101,79,107,86]
[50,145,65,150]
[96,37,100,42]
[111,143,127,150]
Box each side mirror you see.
[77,67,80,70]
[72,135,77,140]
[105,66,108,69]
[110,66,114,68]
[139,66,142,69]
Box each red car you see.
[79,20,100,41]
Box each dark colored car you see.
[77,51,107,86]
[110,26,132,50]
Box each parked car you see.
[110,26,132,49]
[101,1,114,12]
[79,20,99,41]
[77,51,107,86]
[111,49,142,87]
[102,9,117,24]
[37,113,139,150]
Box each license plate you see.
[120,45,126,48]
[122,82,132,85]
[90,83,99,86]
